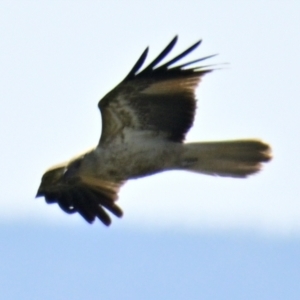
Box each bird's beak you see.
[36,184,44,198]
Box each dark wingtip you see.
[101,217,112,226]
[122,36,217,81]
[95,205,112,226]
[124,47,149,80]
[138,36,178,74]
[175,54,218,69]
[156,38,202,70]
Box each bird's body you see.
[90,139,180,180]
[37,36,271,226]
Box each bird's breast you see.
[85,140,181,181]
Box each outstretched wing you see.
[98,36,216,145]
[36,165,124,226]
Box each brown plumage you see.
[36,36,272,226]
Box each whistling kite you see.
[37,36,271,225]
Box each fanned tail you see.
[182,140,272,177]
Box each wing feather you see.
[136,36,178,75]
[99,36,216,144]
[37,166,124,226]
[124,47,149,80]
[155,39,202,70]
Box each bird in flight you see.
[36,36,271,226]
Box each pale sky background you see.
[0,1,300,299]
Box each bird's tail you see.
[181,140,271,177]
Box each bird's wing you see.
[37,166,124,226]
[98,36,216,145]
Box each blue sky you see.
[1,225,300,300]
[0,1,299,299]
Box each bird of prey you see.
[36,36,271,226]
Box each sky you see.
[0,1,300,299]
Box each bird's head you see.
[36,156,123,225]
[36,166,66,198]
